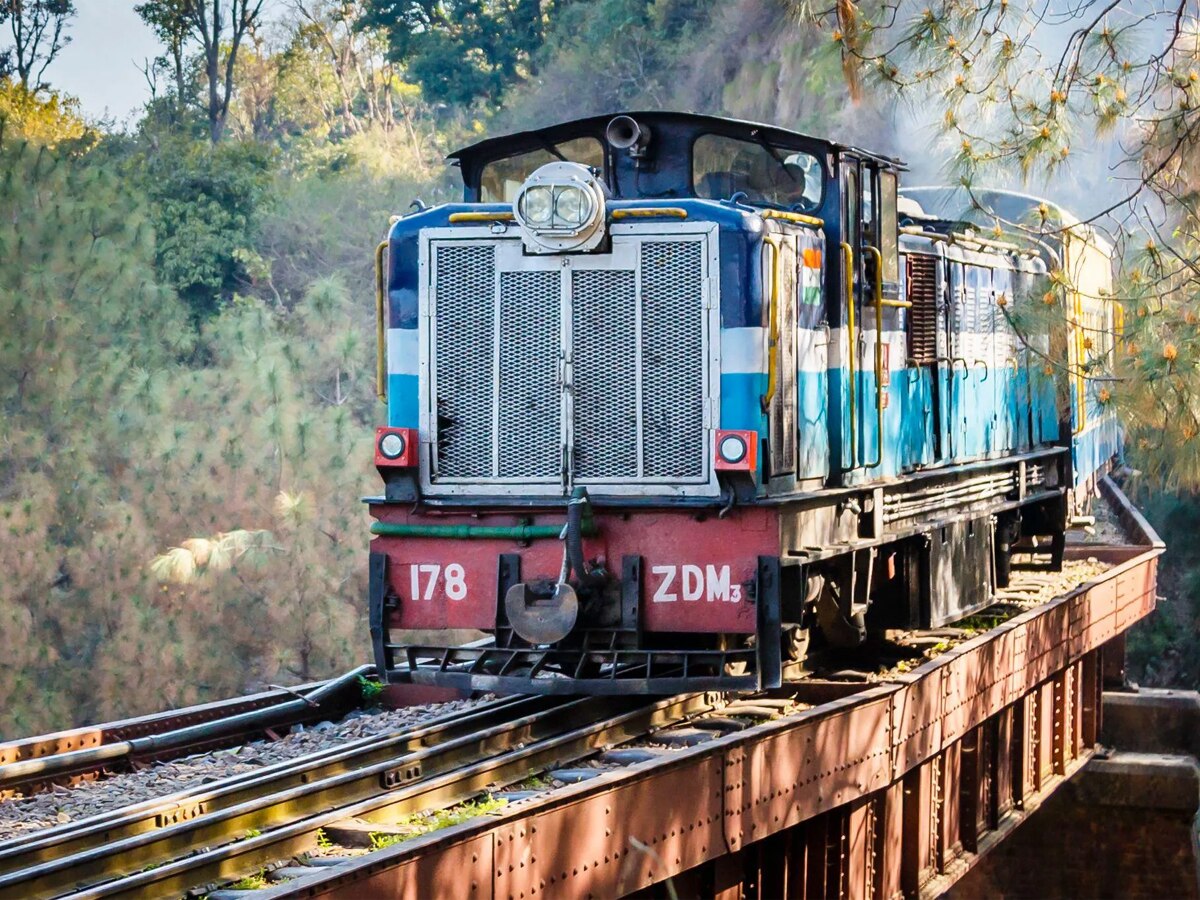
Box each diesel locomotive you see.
[367,111,1121,694]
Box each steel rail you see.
[52,691,722,900]
[0,694,541,877]
[0,670,371,799]
[0,667,374,791]
[3,694,582,899]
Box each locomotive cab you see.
[367,112,1112,695]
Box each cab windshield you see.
[692,133,822,212]
[480,137,605,202]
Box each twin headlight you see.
[513,161,607,253]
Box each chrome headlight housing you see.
[513,161,606,253]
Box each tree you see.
[136,0,266,142]
[135,136,275,319]
[1,0,75,93]
[0,76,89,146]
[782,1,1200,487]
[138,0,194,124]
[360,0,557,109]
[293,0,440,139]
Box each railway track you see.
[1,685,740,899]
[0,668,373,801]
[0,501,1146,900]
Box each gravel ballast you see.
[0,698,486,842]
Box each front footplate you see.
[370,551,783,696]
[386,643,761,695]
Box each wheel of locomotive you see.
[782,623,810,663]
[720,633,752,677]
[811,570,867,649]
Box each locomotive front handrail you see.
[973,359,989,381]
[760,209,824,228]
[760,236,782,413]
[611,207,688,220]
[448,210,515,223]
[371,521,599,540]
[865,245,887,470]
[375,240,388,402]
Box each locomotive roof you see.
[448,110,906,171]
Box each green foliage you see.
[228,871,269,889]
[0,117,387,737]
[2,0,76,93]
[500,0,859,137]
[136,138,275,320]
[1128,492,1200,688]
[358,674,384,706]
[0,78,90,147]
[367,794,508,849]
[361,0,552,109]
[0,127,191,735]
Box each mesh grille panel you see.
[572,269,638,478]
[641,241,706,478]
[434,244,495,478]
[426,234,712,491]
[498,271,561,478]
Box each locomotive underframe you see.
[369,446,1069,694]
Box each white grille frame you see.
[417,221,721,498]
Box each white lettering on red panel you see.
[408,563,468,601]
[649,565,742,603]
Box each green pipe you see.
[370,521,598,539]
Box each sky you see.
[50,2,162,123]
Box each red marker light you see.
[375,427,418,468]
[714,430,757,472]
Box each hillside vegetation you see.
[0,0,870,737]
[1,0,1196,735]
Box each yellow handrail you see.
[761,209,824,228]
[448,210,515,223]
[1073,292,1088,436]
[864,246,886,470]
[841,241,857,468]
[611,207,688,220]
[760,236,781,413]
[375,240,388,402]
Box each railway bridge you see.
[0,478,1186,900]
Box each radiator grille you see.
[498,271,561,479]
[427,233,712,492]
[906,253,939,364]
[433,244,495,478]
[641,241,706,479]
[572,269,638,479]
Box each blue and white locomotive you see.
[367,112,1121,693]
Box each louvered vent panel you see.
[907,253,939,364]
